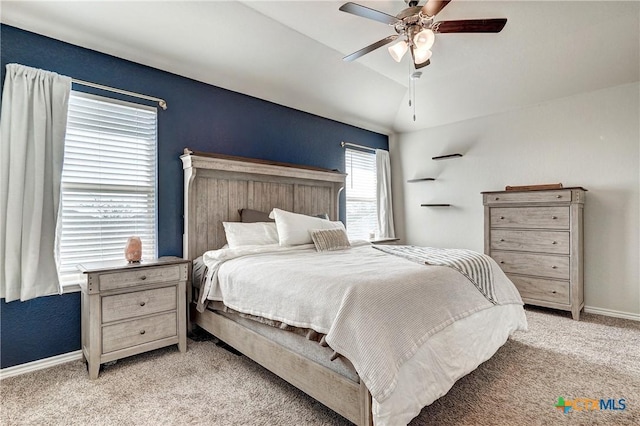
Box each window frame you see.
[344,147,378,241]
[58,91,158,292]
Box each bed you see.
[181,149,527,426]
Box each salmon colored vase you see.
[125,236,142,263]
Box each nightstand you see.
[78,257,190,378]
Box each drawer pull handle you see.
[551,266,558,269]
[552,241,557,245]
[552,216,558,220]
[500,261,505,264]
[139,302,146,307]
[500,216,505,220]
[495,197,500,200]
[140,330,146,335]
[140,275,147,281]
[556,195,562,199]
[552,291,557,294]
[499,239,505,242]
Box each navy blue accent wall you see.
[0,293,81,368]
[0,24,388,369]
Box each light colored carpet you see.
[1,307,639,425]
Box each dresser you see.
[482,188,586,320]
[78,257,190,378]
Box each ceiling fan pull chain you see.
[413,72,416,121]
[413,91,416,122]
[409,60,416,121]
[410,70,422,122]
[408,59,413,108]
[411,76,416,121]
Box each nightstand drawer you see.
[491,207,569,229]
[492,251,570,280]
[484,190,572,205]
[99,265,182,291]
[508,275,570,304]
[102,286,177,323]
[102,312,177,353]
[490,230,570,254]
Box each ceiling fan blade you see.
[433,18,507,33]
[420,0,451,18]
[343,35,399,62]
[339,2,400,25]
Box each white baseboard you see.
[584,305,640,322]
[0,350,83,380]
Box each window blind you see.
[58,92,158,286]
[345,148,377,240]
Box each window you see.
[345,148,377,240]
[57,92,158,287]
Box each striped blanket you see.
[374,245,497,304]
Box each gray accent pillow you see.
[239,209,274,223]
[240,209,329,223]
[311,228,351,252]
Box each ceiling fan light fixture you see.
[388,40,408,62]
[413,28,435,50]
[413,47,432,65]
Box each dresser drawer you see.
[491,207,569,229]
[102,286,177,323]
[490,230,570,255]
[99,265,182,291]
[102,312,177,354]
[492,251,570,280]
[508,275,570,305]
[484,190,573,205]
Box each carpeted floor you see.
[1,307,639,425]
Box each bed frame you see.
[181,149,373,425]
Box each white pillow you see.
[222,222,279,248]
[270,208,345,246]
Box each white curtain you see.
[375,149,395,239]
[0,64,71,302]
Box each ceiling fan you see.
[339,0,507,69]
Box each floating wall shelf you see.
[432,153,462,161]
[412,154,461,207]
[407,177,435,183]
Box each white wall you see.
[390,83,640,317]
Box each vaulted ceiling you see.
[2,1,639,135]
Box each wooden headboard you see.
[181,149,346,259]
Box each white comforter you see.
[201,243,526,425]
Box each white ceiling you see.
[1,1,639,135]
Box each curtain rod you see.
[72,78,167,110]
[340,141,376,153]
